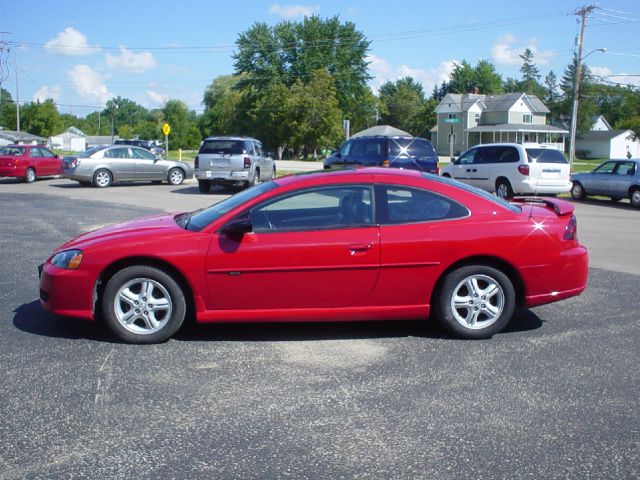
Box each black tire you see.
[571,182,586,200]
[93,169,113,188]
[630,188,640,208]
[24,168,36,183]
[435,265,516,339]
[101,266,186,344]
[168,168,185,186]
[272,165,277,179]
[198,179,211,193]
[495,179,513,199]
[247,168,261,188]
[442,173,451,178]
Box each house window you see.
[448,113,456,120]
[523,114,533,124]
[474,113,480,123]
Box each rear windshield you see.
[200,140,245,155]
[0,146,25,156]
[526,148,568,164]
[389,138,437,159]
[79,146,108,157]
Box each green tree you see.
[543,71,562,125]
[200,75,246,136]
[378,77,429,135]
[560,54,596,133]
[161,100,201,149]
[21,99,61,137]
[518,48,544,95]
[447,60,503,94]
[0,88,17,129]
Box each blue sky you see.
[2,0,639,116]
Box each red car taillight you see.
[518,164,530,176]
[244,156,251,169]
[563,214,578,241]
[194,156,199,169]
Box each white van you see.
[440,143,572,198]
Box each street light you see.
[569,47,606,167]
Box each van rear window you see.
[389,138,437,158]
[526,148,568,164]
[200,140,245,155]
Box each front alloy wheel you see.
[93,169,112,188]
[168,168,185,185]
[436,265,515,339]
[25,168,36,183]
[631,189,640,208]
[571,182,586,200]
[102,266,186,343]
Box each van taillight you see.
[518,164,530,176]
[563,215,578,241]
[382,159,390,167]
[194,156,199,169]
[244,156,251,169]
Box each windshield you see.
[0,146,25,156]
[199,140,245,155]
[390,138,437,159]
[79,146,108,157]
[181,181,279,231]
[526,148,568,164]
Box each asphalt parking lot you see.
[0,175,638,479]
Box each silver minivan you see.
[195,136,275,192]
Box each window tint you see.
[250,186,373,231]
[80,146,108,158]
[199,140,245,155]
[475,146,518,164]
[389,138,437,159]
[0,146,25,156]
[349,139,368,156]
[615,161,636,176]
[105,148,131,159]
[377,186,469,224]
[29,148,42,158]
[338,140,353,156]
[526,148,568,164]
[457,148,477,165]
[40,148,56,158]
[594,162,616,174]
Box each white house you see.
[49,127,86,152]
[576,129,640,159]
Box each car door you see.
[609,161,636,197]
[28,147,46,175]
[585,161,616,195]
[449,148,477,182]
[132,147,164,180]
[205,185,379,310]
[104,147,137,181]
[374,184,470,309]
[39,147,60,175]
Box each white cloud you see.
[105,46,157,73]
[367,54,455,95]
[269,3,319,18]
[44,27,100,56]
[33,85,62,102]
[591,66,640,87]
[492,33,555,66]
[146,91,168,107]
[68,65,112,105]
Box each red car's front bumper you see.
[39,262,95,320]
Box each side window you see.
[105,148,132,159]
[29,148,42,158]
[350,140,367,157]
[245,141,256,155]
[253,142,263,157]
[458,149,476,165]
[594,162,616,174]
[614,161,636,176]
[377,186,469,224]
[497,146,519,164]
[339,140,353,156]
[249,186,373,231]
[131,148,156,160]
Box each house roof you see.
[351,125,411,138]
[65,126,86,136]
[438,92,550,114]
[591,115,612,130]
[577,129,634,141]
[0,130,47,143]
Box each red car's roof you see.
[274,167,422,187]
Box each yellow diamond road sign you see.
[162,123,171,136]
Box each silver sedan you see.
[570,159,640,208]
[62,145,192,188]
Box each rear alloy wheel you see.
[198,179,211,193]
[571,182,586,200]
[496,179,513,199]
[102,266,186,344]
[436,265,515,339]
[248,168,261,188]
[168,168,185,185]
[93,169,112,188]
[24,168,36,184]
[631,188,640,208]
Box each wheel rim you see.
[572,184,582,198]
[113,278,173,335]
[450,274,505,330]
[497,183,509,199]
[96,171,111,187]
[26,169,35,182]
[632,190,640,206]
[170,169,184,184]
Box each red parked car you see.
[39,168,589,343]
[0,144,61,183]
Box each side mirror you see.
[452,158,459,165]
[222,218,253,236]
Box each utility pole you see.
[0,31,13,130]
[569,4,597,167]
[14,50,20,132]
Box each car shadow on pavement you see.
[14,301,542,343]
[170,185,236,196]
[571,197,637,211]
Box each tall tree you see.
[543,71,562,125]
[20,99,60,137]
[447,60,503,94]
[161,100,201,149]
[0,87,17,129]
[519,48,543,95]
[200,75,246,136]
[560,54,596,133]
[378,77,429,135]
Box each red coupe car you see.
[39,168,589,343]
[0,144,62,182]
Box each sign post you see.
[444,117,460,161]
[162,123,171,159]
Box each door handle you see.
[348,243,372,255]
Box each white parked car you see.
[440,143,572,198]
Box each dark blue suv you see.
[324,135,439,173]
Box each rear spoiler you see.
[511,197,575,216]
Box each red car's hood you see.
[57,213,183,251]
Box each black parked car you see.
[324,135,439,174]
